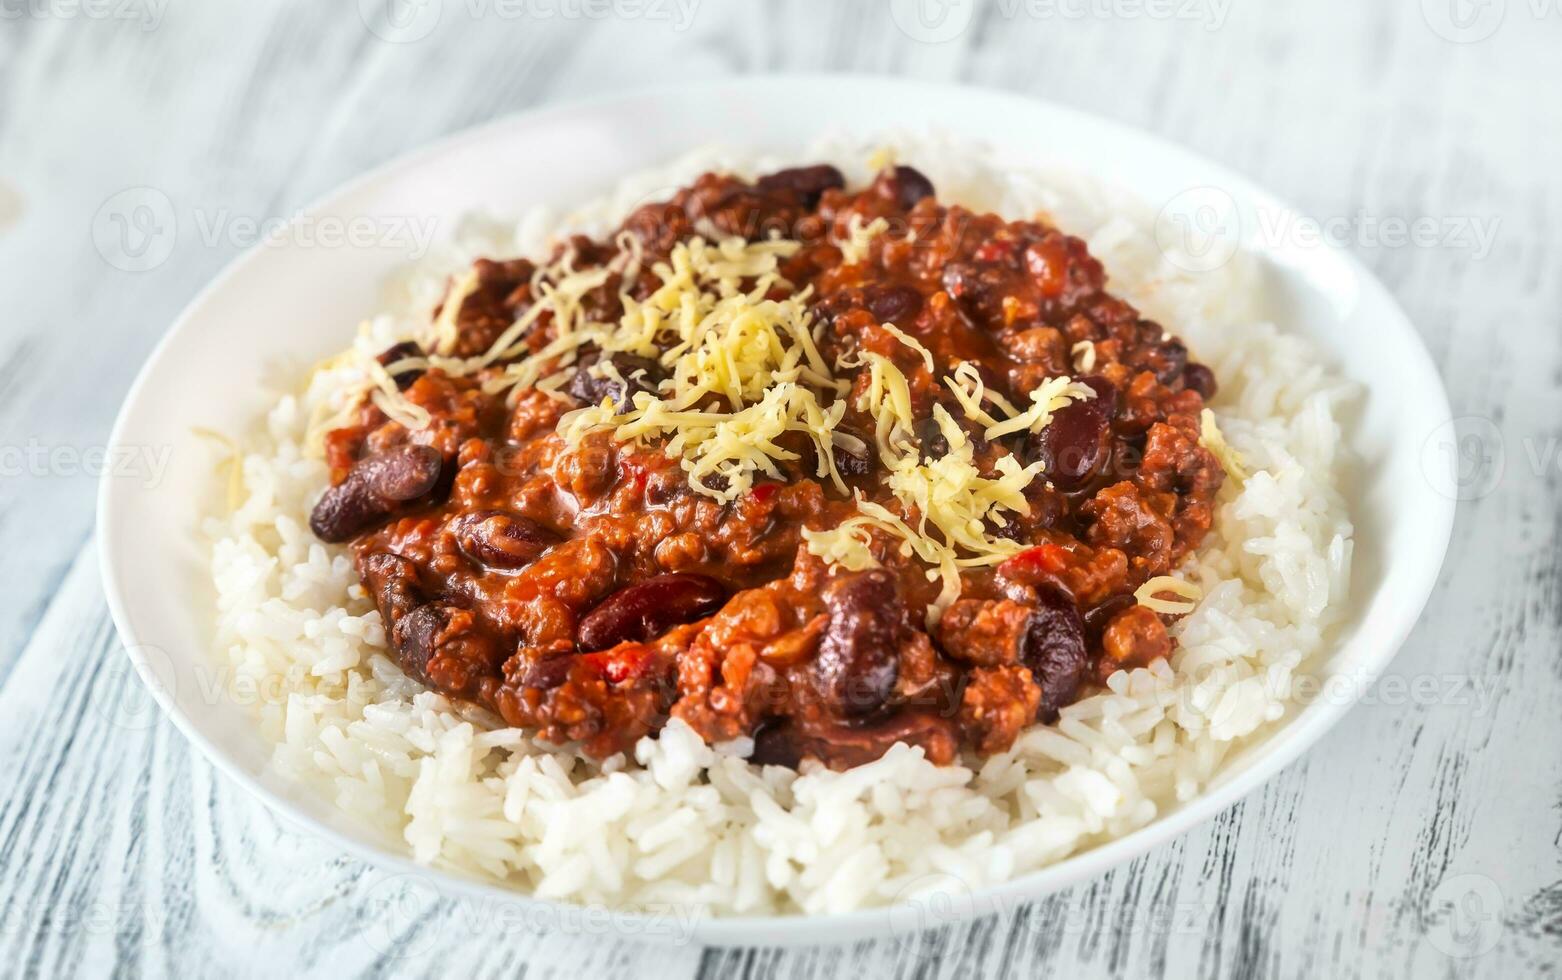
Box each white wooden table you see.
[2,2,1558,976]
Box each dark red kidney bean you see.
[914,416,951,462]
[864,284,922,324]
[359,555,469,695]
[452,510,558,570]
[888,165,935,210]
[1145,337,1189,385]
[941,261,978,301]
[837,709,959,766]
[576,573,727,650]
[831,428,875,479]
[755,165,845,207]
[1183,362,1218,400]
[376,340,426,390]
[814,570,901,718]
[515,651,573,690]
[361,552,421,625]
[566,352,664,410]
[361,444,444,501]
[310,445,445,542]
[392,603,448,686]
[1082,594,1136,644]
[1021,588,1089,721]
[749,718,805,769]
[1027,375,1117,493]
[473,256,538,287]
[987,518,1025,544]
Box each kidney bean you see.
[914,416,951,461]
[575,572,726,650]
[1182,362,1218,400]
[361,552,421,625]
[566,352,664,410]
[755,164,845,208]
[1081,594,1136,644]
[887,165,935,210]
[452,510,558,570]
[941,261,978,300]
[1027,375,1117,493]
[392,603,448,687]
[1144,337,1189,385]
[473,256,538,287]
[831,427,875,479]
[806,710,961,769]
[1021,587,1089,721]
[310,444,445,542]
[749,718,805,768]
[376,340,426,390]
[865,284,922,325]
[515,650,573,690]
[813,570,901,718]
[364,444,444,501]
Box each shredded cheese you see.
[192,427,244,513]
[1134,576,1203,615]
[983,376,1097,439]
[1199,408,1249,482]
[836,214,889,265]
[301,346,373,453]
[852,351,920,462]
[546,236,852,501]
[365,358,432,430]
[866,146,898,172]
[944,363,1096,441]
[809,347,1048,624]
[881,322,934,373]
[561,381,847,502]
[882,407,1039,561]
[1071,340,1097,372]
[358,232,858,503]
[428,267,481,356]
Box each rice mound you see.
[204,134,1355,916]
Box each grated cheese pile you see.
[804,352,1093,624]
[548,234,852,499]
[562,381,848,500]
[835,214,890,265]
[943,361,1097,442]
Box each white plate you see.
[98,75,1455,947]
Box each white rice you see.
[203,133,1355,916]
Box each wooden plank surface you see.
[1,1,1558,976]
